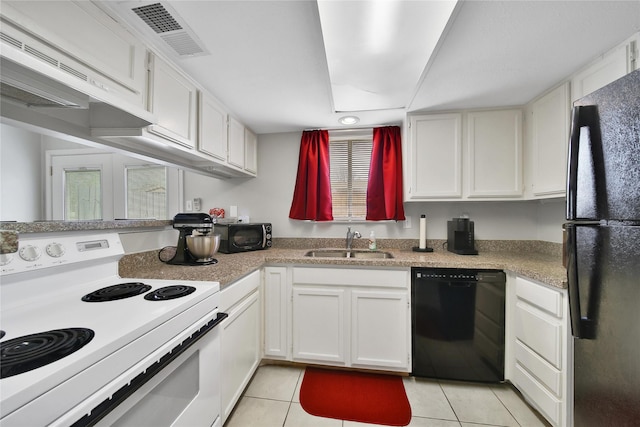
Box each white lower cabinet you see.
[351,290,409,369]
[506,273,571,427]
[265,266,411,372]
[220,271,261,425]
[293,287,346,364]
[263,266,289,359]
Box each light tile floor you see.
[224,364,551,427]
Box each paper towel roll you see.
[419,214,427,249]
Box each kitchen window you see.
[329,132,372,220]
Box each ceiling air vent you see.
[131,3,208,57]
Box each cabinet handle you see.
[566,106,582,220]
[566,224,596,339]
[566,105,605,220]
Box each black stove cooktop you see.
[81,282,152,302]
[0,282,201,378]
[144,285,196,301]
[81,283,197,302]
[0,328,94,379]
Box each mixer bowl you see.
[186,234,220,262]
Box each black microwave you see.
[214,223,272,253]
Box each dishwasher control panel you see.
[413,268,505,283]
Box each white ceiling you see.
[114,1,640,134]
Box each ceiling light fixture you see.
[339,116,360,125]
[317,0,458,112]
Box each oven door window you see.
[112,352,199,426]
[232,228,263,248]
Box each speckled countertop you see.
[0,220,171,234]
[119,238,567,289]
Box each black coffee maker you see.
[163,213,216,265]
[447,218,478,255]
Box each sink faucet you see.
[346,227,361,250]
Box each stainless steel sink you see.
[350,251,394,259]
[304,249,394,259]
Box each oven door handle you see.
[211,311,228,328]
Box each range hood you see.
[0,60,89,109]
[0,13,154,130]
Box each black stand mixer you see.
[161,213,218,266]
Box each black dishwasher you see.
[411,267,506,383]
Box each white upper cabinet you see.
[227,116,245,169]
[244,128,258,175]
[571,33,639,101]
[199,91,228,161]
[406,110,522,201]
[529,82,570,198]
[1,1,147,109]
[467,109,523,198]
[147,54,198,149]
[407,113,462,199]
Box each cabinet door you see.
[220,290,260,424]
[199,92,227,161]
[408,113,462,199]
[531,83,570,197]
[228,116,245,169]
[350,290,409,370]
[571,34,638,102]
[148,55,198,149]
[244,128,258,175]
[292,287,346,364]
[467,109,523,198]
[263,266,289,359]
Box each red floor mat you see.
[300,367,412,426]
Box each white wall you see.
[184,131,566,243]
[0,124,43,221]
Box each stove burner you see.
[1,328,94,378]
[144,285,196,301]
[82,282,152,302]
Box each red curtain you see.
[289,130,334,221]
[366,126,406,221]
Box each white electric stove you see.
[0,232,224,427]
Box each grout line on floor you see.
[437,380,462,423]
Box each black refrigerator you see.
[565,68,640,426]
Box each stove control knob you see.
[19,245,41,262]
[0,253,13,266]
[46,242,65,258]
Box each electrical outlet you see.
[185,200,193,211]
[404,216,412,228]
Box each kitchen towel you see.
[299,367,411,426]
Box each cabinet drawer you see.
[515,302,562,369]
[293,267,408,288]
[516,276,563,317]
[514,363,562,426]
[220,270,260,312]
[515,340,562,396]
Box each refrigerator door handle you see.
[566,224,596,339]
[567,107,582,220]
